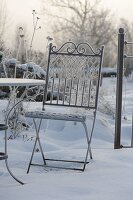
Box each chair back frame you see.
[43,42,104,110]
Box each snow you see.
[0,77,133,200]
[6,58,17,65]
[102,67,117,73]
[0,78,45,86]
[18,62,46,78]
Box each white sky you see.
[4,0,133,51]
[5,0,45,51]
[101,0,133,21]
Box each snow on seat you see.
[25,111,86,122]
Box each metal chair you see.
[0,123,24,184]
[25,42,104,172]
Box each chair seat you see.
[25,111,86,122]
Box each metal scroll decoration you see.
[51,42,103,55]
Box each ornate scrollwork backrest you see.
[43,42,104,109]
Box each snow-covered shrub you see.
[98,95,115,117]
[18,62,46,79]
[102,67,117,77]
[98,78,116,117]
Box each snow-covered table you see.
[0,78,45,185]
[0,78,45,86]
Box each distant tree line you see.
[42,0,133,74]
[0,0,133,75]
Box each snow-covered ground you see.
[0,77,133,200]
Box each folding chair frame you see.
[27,112,96,173]
[26,41,104,173]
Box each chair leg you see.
[82,121,92,171]
[27,137,38,173]
[88,111,97,160]
[5,159,24,185]
[27,118,94,172]
[89,148,93,159]
[27,119,46,173]
[4,129,24,185]
[33,119,46,165]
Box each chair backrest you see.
[43,42,104,110]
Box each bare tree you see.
[43,0,115,45]
[42,0,116,67]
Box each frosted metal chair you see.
[25,42,104,172]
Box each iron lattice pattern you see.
[45,42,103,108]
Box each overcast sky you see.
[5,0,44,51]
[101,0,133,20]
[4,0,133,51]
[6,0,133,21]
